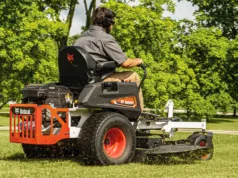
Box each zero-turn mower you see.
[9,46,214,165]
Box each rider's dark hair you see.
[92,7,115,32]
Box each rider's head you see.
[92,7,116,34]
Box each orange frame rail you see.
[10,104,70,145]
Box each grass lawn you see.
[206,117,238,131]
[0,131,237,178]
[0,106,10,126]
[0,106,10,112]
[0,115,9,126]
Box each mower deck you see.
[145,145,209,154]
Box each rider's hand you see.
[135,58,143,65]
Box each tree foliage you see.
[179,27,233,117]
[0,1,62,108]
[225,36,238,115]
[37,0,78,48]
[181,0,238,39]
[180,0,238,116]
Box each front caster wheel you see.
[188,134,214,160]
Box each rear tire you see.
[78,112,136,165]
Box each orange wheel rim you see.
[201,154,210,160]
[103,128,126,158]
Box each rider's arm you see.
[103,39,143,68]
[121,58,143,68]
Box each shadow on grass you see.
[206,118,235,124]
[174,114,238,124]
[2,153,25,160]
[0,113,9,117]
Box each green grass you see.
[0,106,10,126]
[206,117,238,131]
[0,131,237,178]
[0,115,9,126]
[0,106,10,112]
[173,115,238,131]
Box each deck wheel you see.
[188,134,214,160]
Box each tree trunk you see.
[56,0,78,50]
[84,0,96,30]
[206,114,209,122]
[0,102,7,110]
[233,109,237,117]
[67,0,78,37]
[186,109,191,121]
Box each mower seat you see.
[58,46,116,90]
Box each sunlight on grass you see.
[206,117,238,131]
[0,115,9,126]
[0,131,237,178]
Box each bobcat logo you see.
[15,108,19,114]
[67,53,74,63]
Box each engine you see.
[21,82,74,108]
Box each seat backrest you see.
[58,46,99,89]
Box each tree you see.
[179,27,233,117]
[224,36,238,116]
[139,0,175,14]
[180,0,238,116]
[37,0,78,49]
[82,0,97,30]
[0,1,62,108]
[181,0,238,39]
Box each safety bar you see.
[10,104,70,145]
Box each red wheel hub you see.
[103,128,126,158]
[199,141,206,147]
